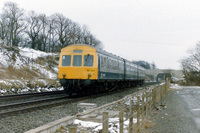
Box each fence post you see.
[153,87,156,108]
[161,85,163,101]
[159,86,161,102]
[129,100,134,133]
[68,126,77,133]
[142,92,145,121]
[103,112,109,133]
[154,88,157,105]
[136,96,140,133]
[145,92,149,117]
[150,89,154,112]
[119,103,124,133]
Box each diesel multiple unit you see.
[58,44,145,95]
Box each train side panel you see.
[124,61,138,80]
[97,53,124,80]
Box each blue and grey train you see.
[58,44,145,95]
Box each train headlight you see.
[63,73,66,78]
[88,73,91,79]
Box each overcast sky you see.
[1,0,200,70]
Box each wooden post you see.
[68,126,77,133]
[153,88,156,108]
[145,92,149,117]
[158,85,161,102]
[150,89,154,112]
[160,85,163,101]
[129,100,134,133]
[119,103,124,133]
[136,96,140,132]
[142,92,145,121]
[103,112,109,133]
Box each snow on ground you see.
[170,84,200,90]
[0,46,61,94]
[181,86,200,89]
[0,50,10,68]
[19,47,56,59]
[73,118,137,133]
[170,84,182,89]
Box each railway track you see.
[0,82,158,118]
[0,91,70,117]
[0,90,64,102]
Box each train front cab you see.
[58,45,98,94]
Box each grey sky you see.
[1,0,200,70]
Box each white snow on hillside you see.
[19,47,56,59]
[0,45,62,95]
[0,46,58,77]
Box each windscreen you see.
[62,55,71,66]
[73,55,82,66]
[84,55,93,66]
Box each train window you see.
[84,55,93,66]
[107,58,109,68]
[100,56,106,68]
[73,55,82,66]
[117,62,119,70]
[104,57,106,67]
[62,55,71,66]
[100,56,103,67]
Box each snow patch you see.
[73,118,137,132]
[170,84,182,89]
[19,47,56,59]
[192,108,200,111]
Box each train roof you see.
[67,44,146,70]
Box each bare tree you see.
[80,25,102,48]
[68,22,82,44]
[38,14,48,51]
[181,42,200,85]
[0,1,103,51]
[52,13,71,49]
[1,2,26,46]
[25,11,42,49]
[26,12,49,51]
[0,18,8,42]
[47,16,57,52]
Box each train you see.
[58,44,145,96]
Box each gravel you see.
[0,86,143,133]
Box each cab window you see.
[62,55,71,66]
[84,55,93,66]
[73,55,82,66]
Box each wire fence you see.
[63,80,170,133]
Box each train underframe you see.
[60,79,144,96]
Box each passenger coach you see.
[58,44,145,95]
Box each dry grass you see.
[142,118,156,129]
[125,118,157,133]
[0,66,60,92]
[35,55,58,68]
[2,66,39,80]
